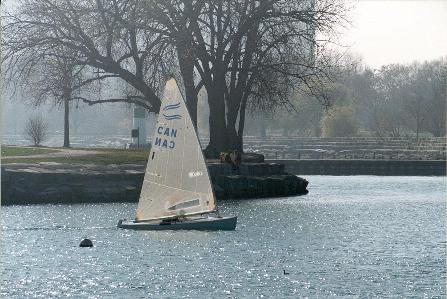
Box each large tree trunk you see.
[205,87,228,158]
[226,98,244,152]
[226,105,240,151]
[63,97,70,148]
[205,94,246,156]
[226,126,242,151]
[177,41,198,128]
[236,95,248,152]
[205,80,249,156]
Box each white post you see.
[132,105,147,147]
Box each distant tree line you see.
[2,0,347,154]
[357,59,447,138]
[257,57,446,139]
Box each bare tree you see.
[20,49,88,147]
[370,64,411,137]
[3,40,98,147]
[413,59,447,138]
[24,115,49,146]
[2,0,176,146]
[145,0,347,156]
[3,0,347,156]
[345,58,446,138]
[426,59,447,137]
[2,0,170,111]
[405,64,425,142]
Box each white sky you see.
[339,0,447,69]
[1,0,446,69]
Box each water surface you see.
[2,176,446,298]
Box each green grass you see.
[2,153,149,164]
[1,146,150,164]
[1,146,60,157]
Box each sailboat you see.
[118,78,237,231]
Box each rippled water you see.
[1,176,446,298]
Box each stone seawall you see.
[269,159,446,176]
[1,163,308,205]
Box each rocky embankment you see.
[1,162,308,205]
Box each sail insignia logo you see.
[188,171,203,178]
[162,102,182,120]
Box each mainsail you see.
[135,79,216,221]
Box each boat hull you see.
[117,216,237,231]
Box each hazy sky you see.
[1,0,446,68]
[339,0,447,69]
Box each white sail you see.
[135,78,216,221]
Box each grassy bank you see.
[1,146,149,164]
[1,146,60,156]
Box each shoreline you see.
[1,159,445,206]
[1,162,308,205]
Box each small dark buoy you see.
[283,270,289,275]
[79,238,93,247]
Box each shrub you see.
[321,106,358,137]
[24,115,49,146]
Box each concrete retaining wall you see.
[268,159,446,176]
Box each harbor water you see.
[1,176,446,298]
